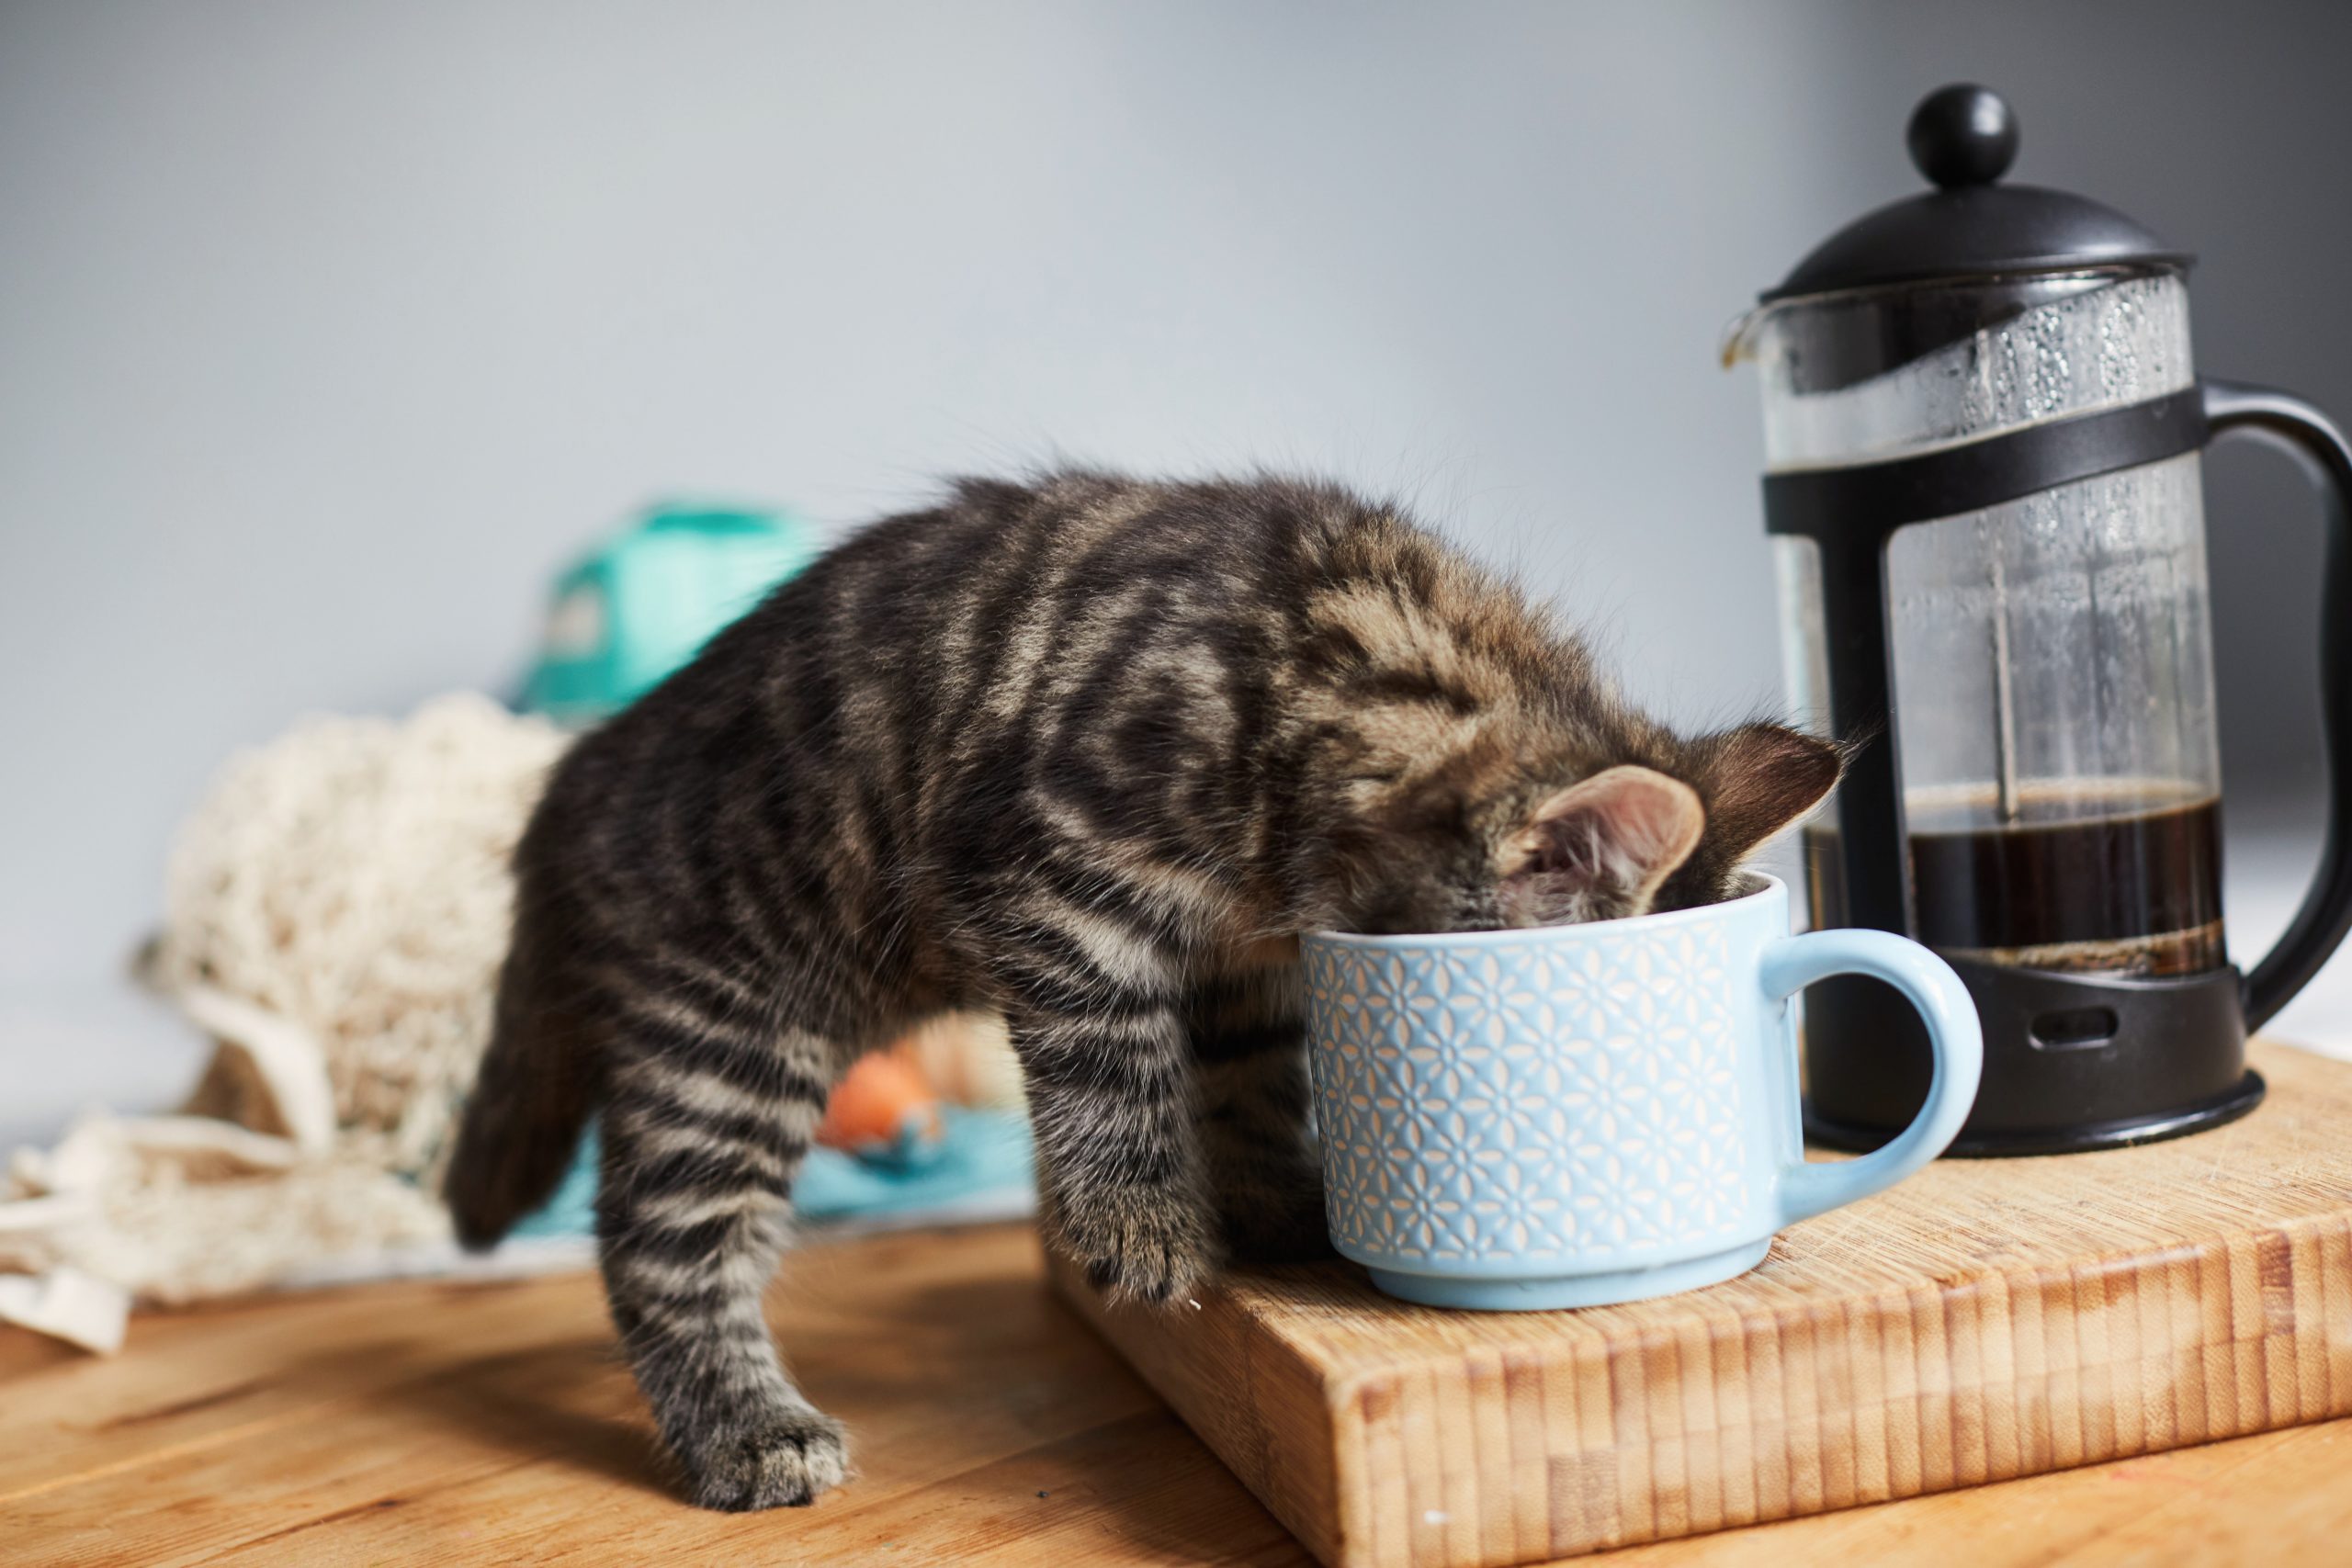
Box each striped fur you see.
[442,471,1840,1511]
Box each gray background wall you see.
[5,1,2348,1121]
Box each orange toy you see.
[815,1048,944,1162]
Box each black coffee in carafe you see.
[1806,786,2225,980]
[1910,788,2224,976]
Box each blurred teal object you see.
[524,502,822,723]
[508,1108,1036,1239]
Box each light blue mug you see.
[1302,874,1982,1310]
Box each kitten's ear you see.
[1508,765,1705,908]
[1694,723,1844,859]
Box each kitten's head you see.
[1293,503,1842,935]
[1332,719,1842,935]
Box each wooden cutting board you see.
[1052,1038,2352,1567]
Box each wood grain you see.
[2,1223,1313,1566]
[6,1202,2352,1563]
[1057,1039,2352,1567]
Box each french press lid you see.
[1761,84,2191,303]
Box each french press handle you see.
[2201,379,2352,1030]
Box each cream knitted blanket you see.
[0,694,569,1347]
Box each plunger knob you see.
[1907,84,2019,189]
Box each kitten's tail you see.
[443,935,600,1251]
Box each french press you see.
[1728,85,2352,1155]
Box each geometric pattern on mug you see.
[1306,923,1748,1264]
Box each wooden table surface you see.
[6,1221,2350,1566]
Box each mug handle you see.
[1762,929,1984,1225]
[2199,380,2352,1032]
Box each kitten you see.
[444,471,1840,1511]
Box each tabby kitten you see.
[445,472,1840,1512]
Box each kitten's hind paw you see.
[685,1407,850,1512]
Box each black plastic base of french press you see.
[1800,958,2264,1157]
[1807,1068,2266,1157]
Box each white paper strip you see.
[0,1268,131,1354]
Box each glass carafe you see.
[1762,268,2224,978]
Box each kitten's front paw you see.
[1059,1192,1219,1306]
[685,1406,850,1512]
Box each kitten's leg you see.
[1187,964,1333,1262]
[1001,958,1218,1305]
[597,1016,846,1512]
